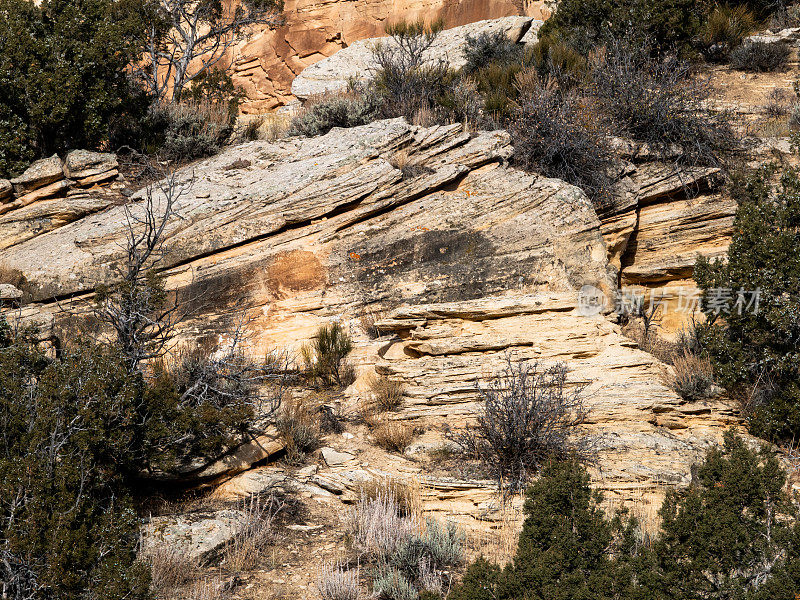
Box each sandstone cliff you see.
[0,119,745,554]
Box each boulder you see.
[140,510,246,562]
[10,155,64,194]
[320,447,355,466]
[0,284,22,303]
[291,17,542,100]
[64,149,119,186]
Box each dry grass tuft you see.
[357,475,421,518]
[223,494,284,573]
[143,544,198,596]
[276,396,321,464]
[371,419,414,454]
[316,563,362,600]
[367,374,404,412]
[661,350,714,400]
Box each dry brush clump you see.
[276,396,322,464]
[344,491,464,599]
[371,419,415,454]
[449,358,589,495]
[357,476,421,518]
[223,493,284,573]
[317,563,362,600]
[662,350,714,400]
[367,374,405,412]
[730,40,791,72]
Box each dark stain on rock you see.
[348,228,519,304]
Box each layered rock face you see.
[224,0,548,111]
[0,119,742,535]
[0,151,123,253]
[599,156,737,334]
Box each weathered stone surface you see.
[745,27,800,44]
[321,447,355,466]
[597,162,736,332]
[64,149,119,186]
[373,292,741,520]
[13,179,72,207]
[10,155,64,194]
[0,284,22,301]
[141,510,246,561]
[0,118,742,536]
[0,191,122,252]
[292,17,541,99]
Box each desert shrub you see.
[368,374,405,412]
[730,40,790,71]
[276,397,321,463]
[450,459,636,600]
[592,40,737,168]
[764,87,792,118]
[372,419,414,453]
[289,92,380,137]
[143,544,197,595]
[538,0,702,56]
[663,350,714,400]
[373,569,418,600]
[449,358,589,495]
[645,432,800,599]
[302,322,355,388]
[528,37,587,88]
[508,75,613,205]
[0,0,151,178]
[150,100,235,162]
[699,4,758,61]
[317,563,362,600]
[462,31,524,74]
[694,167,800,443]
[346,493,419,561]
[0,329,152,599]
[789,103,800,130]
[451,433,800,600]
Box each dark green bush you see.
[288,93,380,137]
[0,327,151,599]
[694,167,800,444]
[538,0,702,55]
[449,432,800,600]
[729,40,791,72]
[0,0,151,178]
[462,31,525,74]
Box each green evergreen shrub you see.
[0,0,151,178]
[694,167,800,443]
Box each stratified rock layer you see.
[0,119,742,538]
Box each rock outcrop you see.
[291,16,542,100]
[0,151,122,241]
[0,119,743,535]
[219,1,549,111]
